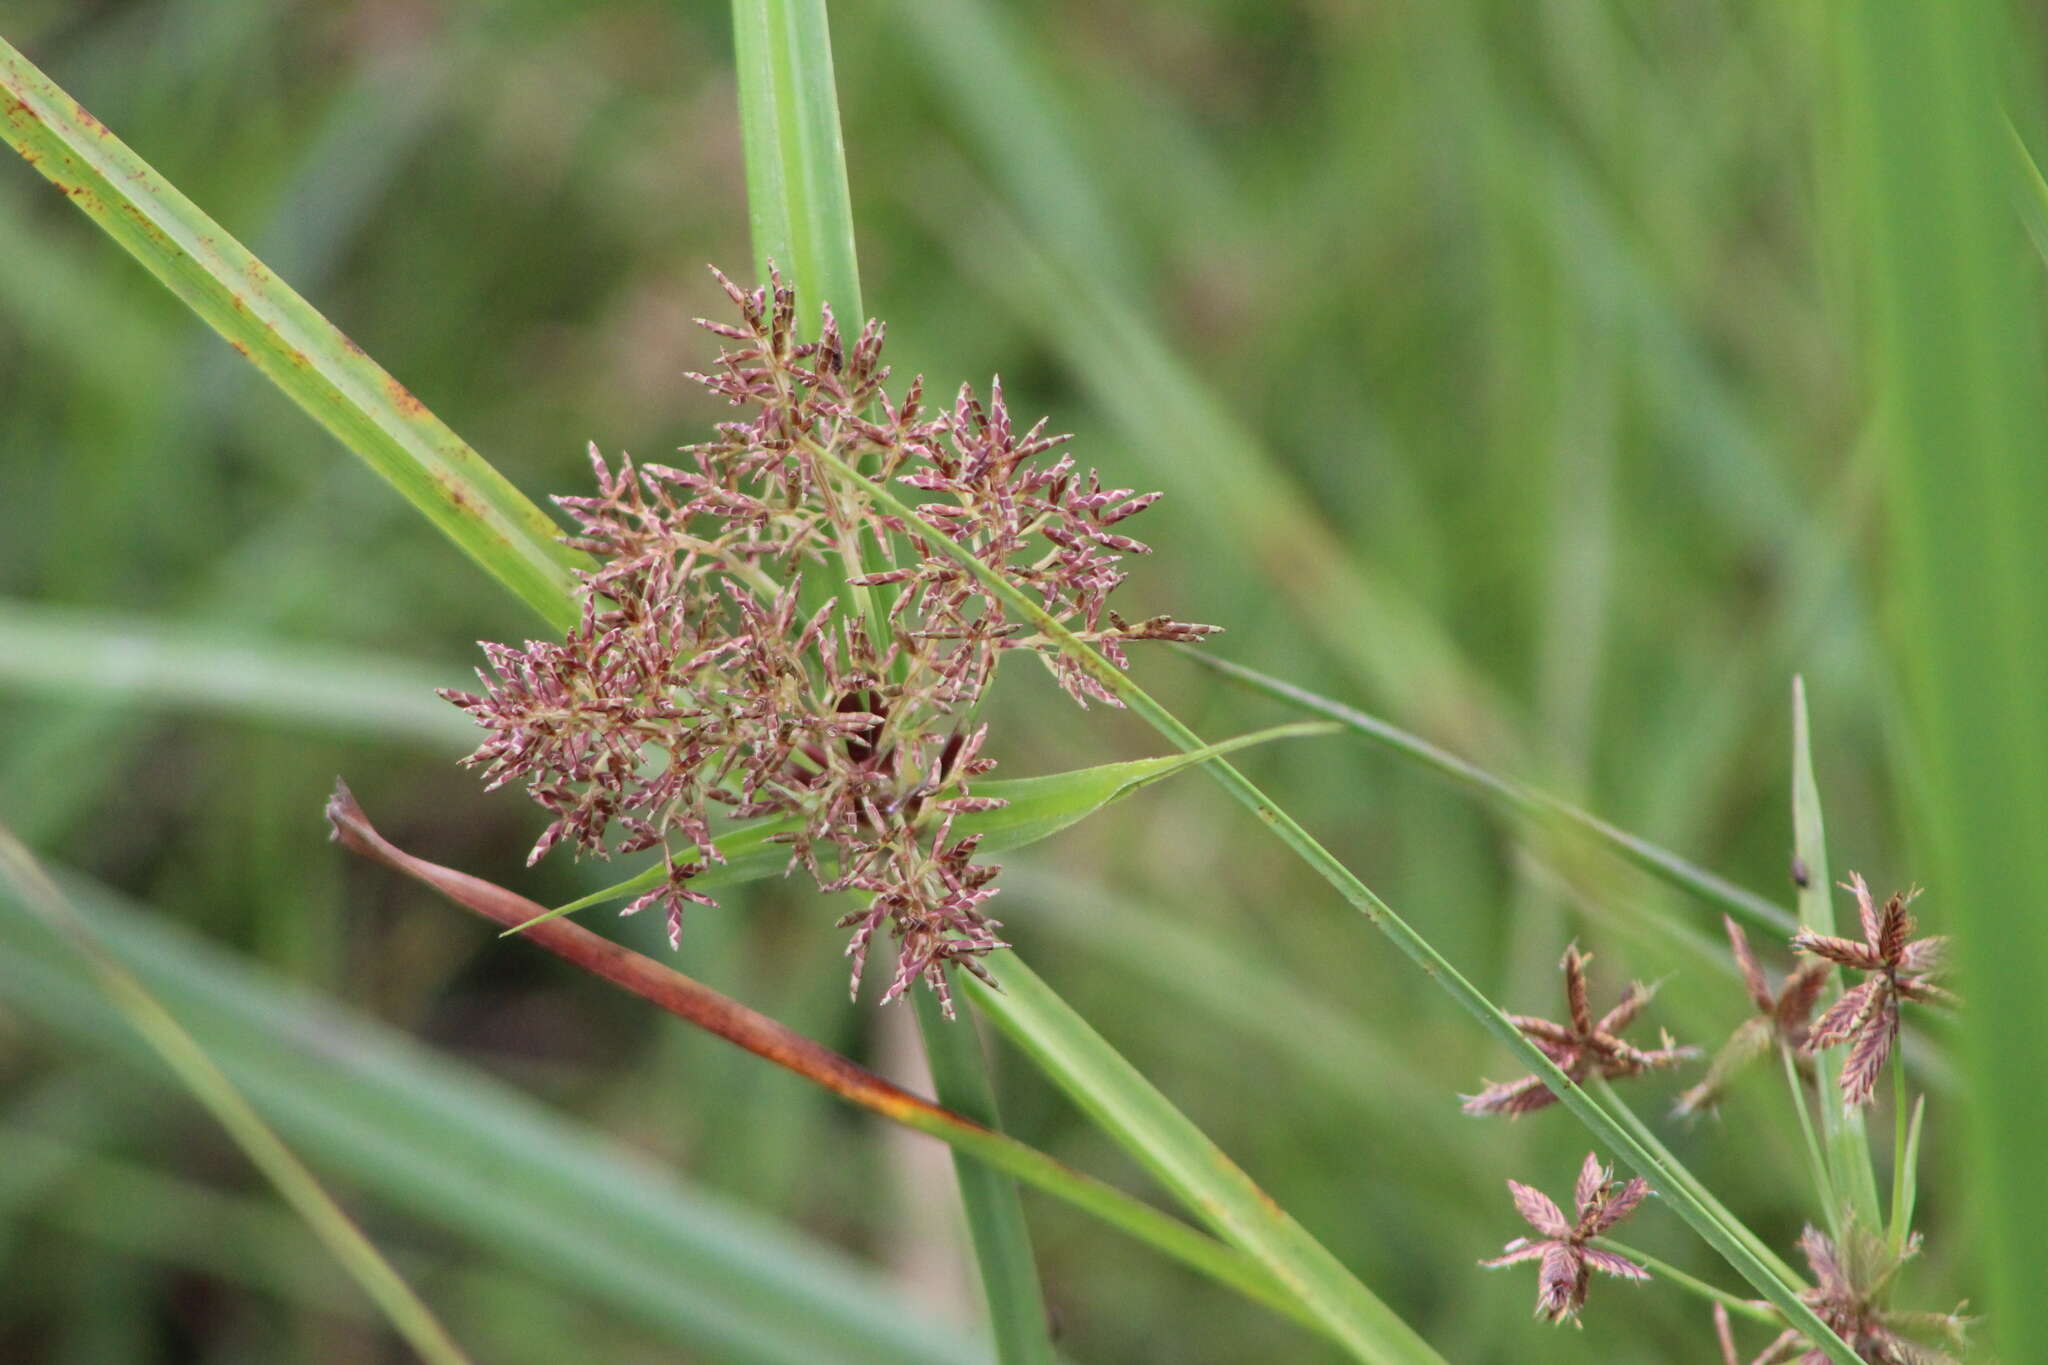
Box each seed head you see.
[1793,875,1956,1108]
[1480,1151,1651,1324]
[1673,915,1831,1118]
[1713,1222,1970,1364]
[442,269,1217,1013]
[1462,944,1698,1117]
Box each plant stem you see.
[1790,679,1883,1233]
[1780,1044,1841,1246]
[1184,649,1795,935]
[825,447,1861,1364]
[912,989,1055,1365]
[1888,1052,1911,1255]
[1590,1239,1779,1326]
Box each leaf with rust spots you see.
[383,375,427,417]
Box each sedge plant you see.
[0,2,2020,1361]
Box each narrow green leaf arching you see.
[965,958,1447,1365]
[0,36,586,631]
[501,725,1334,937]
[824,446,1864,1365]
[1189,649,1795,936]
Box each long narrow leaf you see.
[0,865,986,1365]
[1189,649,1795,935]
[0,36,586,631]
[1837,3,2048,1358]
[731,0,862,333]
[0,824,473,1365]
[814,443,1863,1364]
[913,991,1055,1365]
[965,959,1443,1365]
[1790,678,1880,1230]
[727,14,1041,1339]
[325,782,1322,1338]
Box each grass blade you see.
[325,781,1321,1338]
[0,35,585,631]
[0,823,474,1365]
[1836,4,2048,1357]
[913,991,1055,1365]
[728,10,1053,1343]
[964,958,1442,1365]
[1189,649,1795,935]
[817,444,1863,1364]
[1790,678,1880,1232]
[731,0,862,333]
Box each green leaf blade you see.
[731,0,862,333]
[504,725,1332,936]
[0,36,586,632]
[965,958,1442,1365]
[1791,678,1881,1232]
[0,868,987,1365]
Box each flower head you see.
[441,269,1217,1013]
[1462,944,1697,1117]
[1793,875,1955,1108]
[1481,1151,1651,1323]
[1674,915,1831,1118]
[1713,1224,1970,1364]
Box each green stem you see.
[1888,1053,1911,1255]
[912,990,1055,1365]
[1790,679,1883,1231]
[1780,1044,1841,1246]
[1590,1239,1778,1326]
[1184,650,1795,936]
[729,3,1056,1343]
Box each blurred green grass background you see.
[0,2,1979,1361]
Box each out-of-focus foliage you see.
[0,2,1971,1362]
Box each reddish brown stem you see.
[324,779,961,1131]
[324,779,1329,1335]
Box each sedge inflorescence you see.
[440,269,1216,1015]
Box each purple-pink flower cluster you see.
[441,269,1216,1014]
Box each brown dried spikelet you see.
[1462,945,1698,1118]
